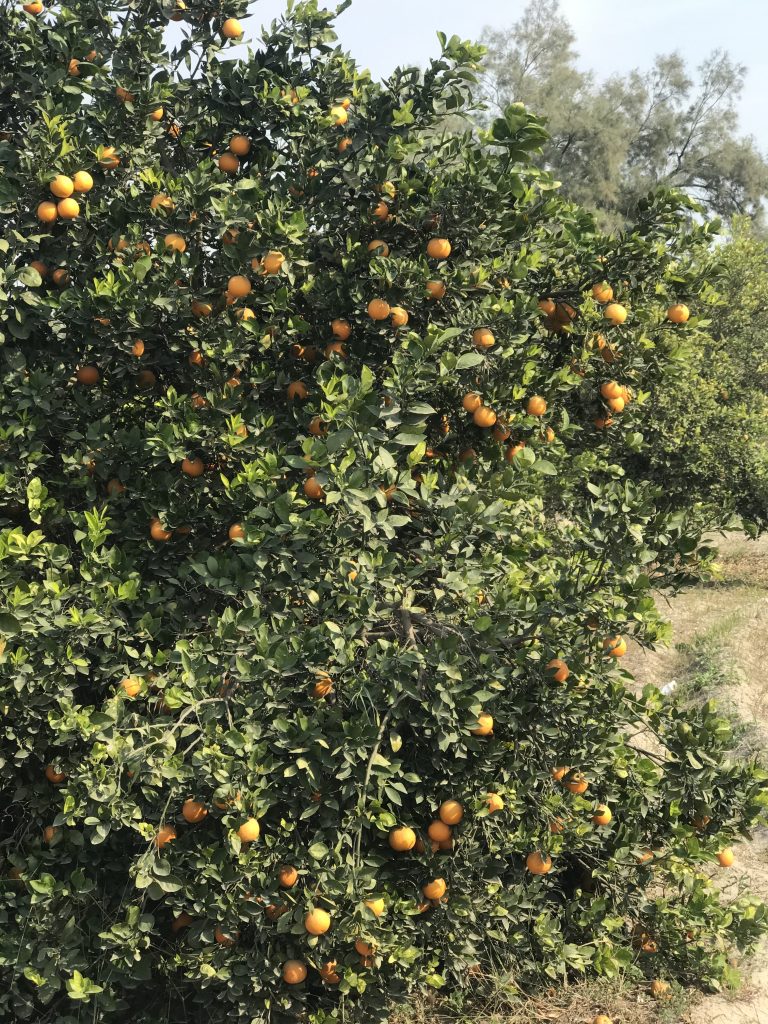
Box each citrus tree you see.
[1,2,767,1022]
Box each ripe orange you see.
[390,306,409,327]
[303,477,325,500]
[594,416,614,430]
[308,416,327,437]
[278,864,299,887]
[538,298,556,315]
[221,17,243,38]
[227,274,251,297]
[551,766,569,782]
[312,676,333,698]
[367,238,390,257]
[592,804,612,826]
[471,712,493,736]
[592,282,613,303]
[181,457,204,478]
[354,938,374,957]
[304,908,331,934]
[364,898,385,917]
[287,381,308,401]
[636,849,654,865]
[23,2,44,13]
[115,86,135,102]
[603,303,627,325]
[373,200,390,221]
[592,1017,613,1024]
[331,318,351,340]
[52,268,69,287]
[228,523,245,541]
[389,826,416,851]
[50,174,74,198]
[603,635,627,658]
[427,820,451,842]
[45,765,66,783]
[367,298,390,321]
[544,426,556,442]
[486,793,504,813]
[422,877,447,900]
[42,825,58,843]
[426,279,446,300]
[320,961,341,984]
[237,818,260,843]
[667,303,690,323]
[171,911,193,933]
[163,232,186,252]
[98,146,120,169]
[182,799,207,823]
[30,259,48,278]
[717,848,734,867]
[155,824,177,849]
[473,406,497,428]
[330,104,348,125]
[600,380,622,400]
[37,201,58,223]
[549,818,564,834]
[607,396,625,413]
[76,365,100,385]
[136,370,156,388]
[218,152,239,174]
[214,925,238,946]
[150,517,172,542]
[546,658,570,683]
[439,800,464,825]
[526,395,547,417]
[120,676,142,697]
[338,136,352,153]
[261,250,284,275]
[650,980,671,999]
[565,773,588,795]
[427,238,451,259]
[57,198,80,219]
[462,392,482,413]
[149,107,163,121]
[106,479,125,497]
[282,960,307,984]
[229,134,251,156]
[473,328,495,350]
[492,422,511,442]
[526,851,552,875]
[325,341,347,358]
[150,192,174,211]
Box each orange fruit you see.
[603,635,627,658]
[278,864,299,887]
[462,392,482,413]
[221,17,243,39]
[427,820,451,842]
[564,774,588,795]
[237,818,260,843]
[538,298,556,315]
[650,980,671,1000]
[667,303,690,323]
[150,518,173,542]
[600,380,622,400]
[354,938,374,957]
[364,898,385,917]
[57,198,80,219]
[120,676,142,697]
[592,1017,613,1024]
[76,365,100,385]
[636,849,654,865]
[592,282,613,303]
[551,766,569,782]
[603,303,627,325]
[163,232,186,252]
[544,426,556,442]
[717,848,734,867]
[261,250,284,275]
[304,908,331,935]
[52,268,69,287]
[421,877,447,900]
[307,416,327,437]
[50,174,74,198]
[182,799,207,823]
[214,925,238,946]
[546,658,570,683]
[526,851,552,875]
[549,818,564,834]
[37,201,58,223]
[526,395,547,417]
[592,804,612,826]
[426,279,446,300]
[372,200,390,221]
[607,396,625,413]
[389,826,416,851]
[115,86,134,102]
[367,238,390,257]
[312,676,333,698]
[23,2,44,13]
[136,370,156,388]
[106,479,125,497]
[171,911,193,933]
[486,793,504,813]
[331,318,351,340]
[438,800,464,825]
[229,134,251,156]
[473,406,497,428]
[282,960,307,985]
[330,105,348,125]
[149,107,163,121]
[45,765,66,783]
[155,824,177,849]
[390,306,409,327]
[303,477,324,500]
[338,137,352,153]
[98,146,120,169]
[150,192,174,211]
[287,381,308,401]
[471,712,493,736]
[181,457,204,478]
[492,422,511,442]
[227,274,251,298]
[42,825,58,843]
[472,328,495,350]
[320,961,341,984]
[325,341,347,358]
[427,238,451,259]
[228,523,245,541]
[29,259,48,278]
[594,416,614,430]
[367,298,390,321]
[218,152,239,174]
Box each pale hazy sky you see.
[208,0,767,149]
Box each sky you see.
[211,0,768,149]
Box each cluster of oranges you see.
[36,171,93,224]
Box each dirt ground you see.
[624,533,768,1024]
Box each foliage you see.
[0,2,767,1023]
[479,0,768,232]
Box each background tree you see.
[1,3,767,1024]
[480,0,768,232]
